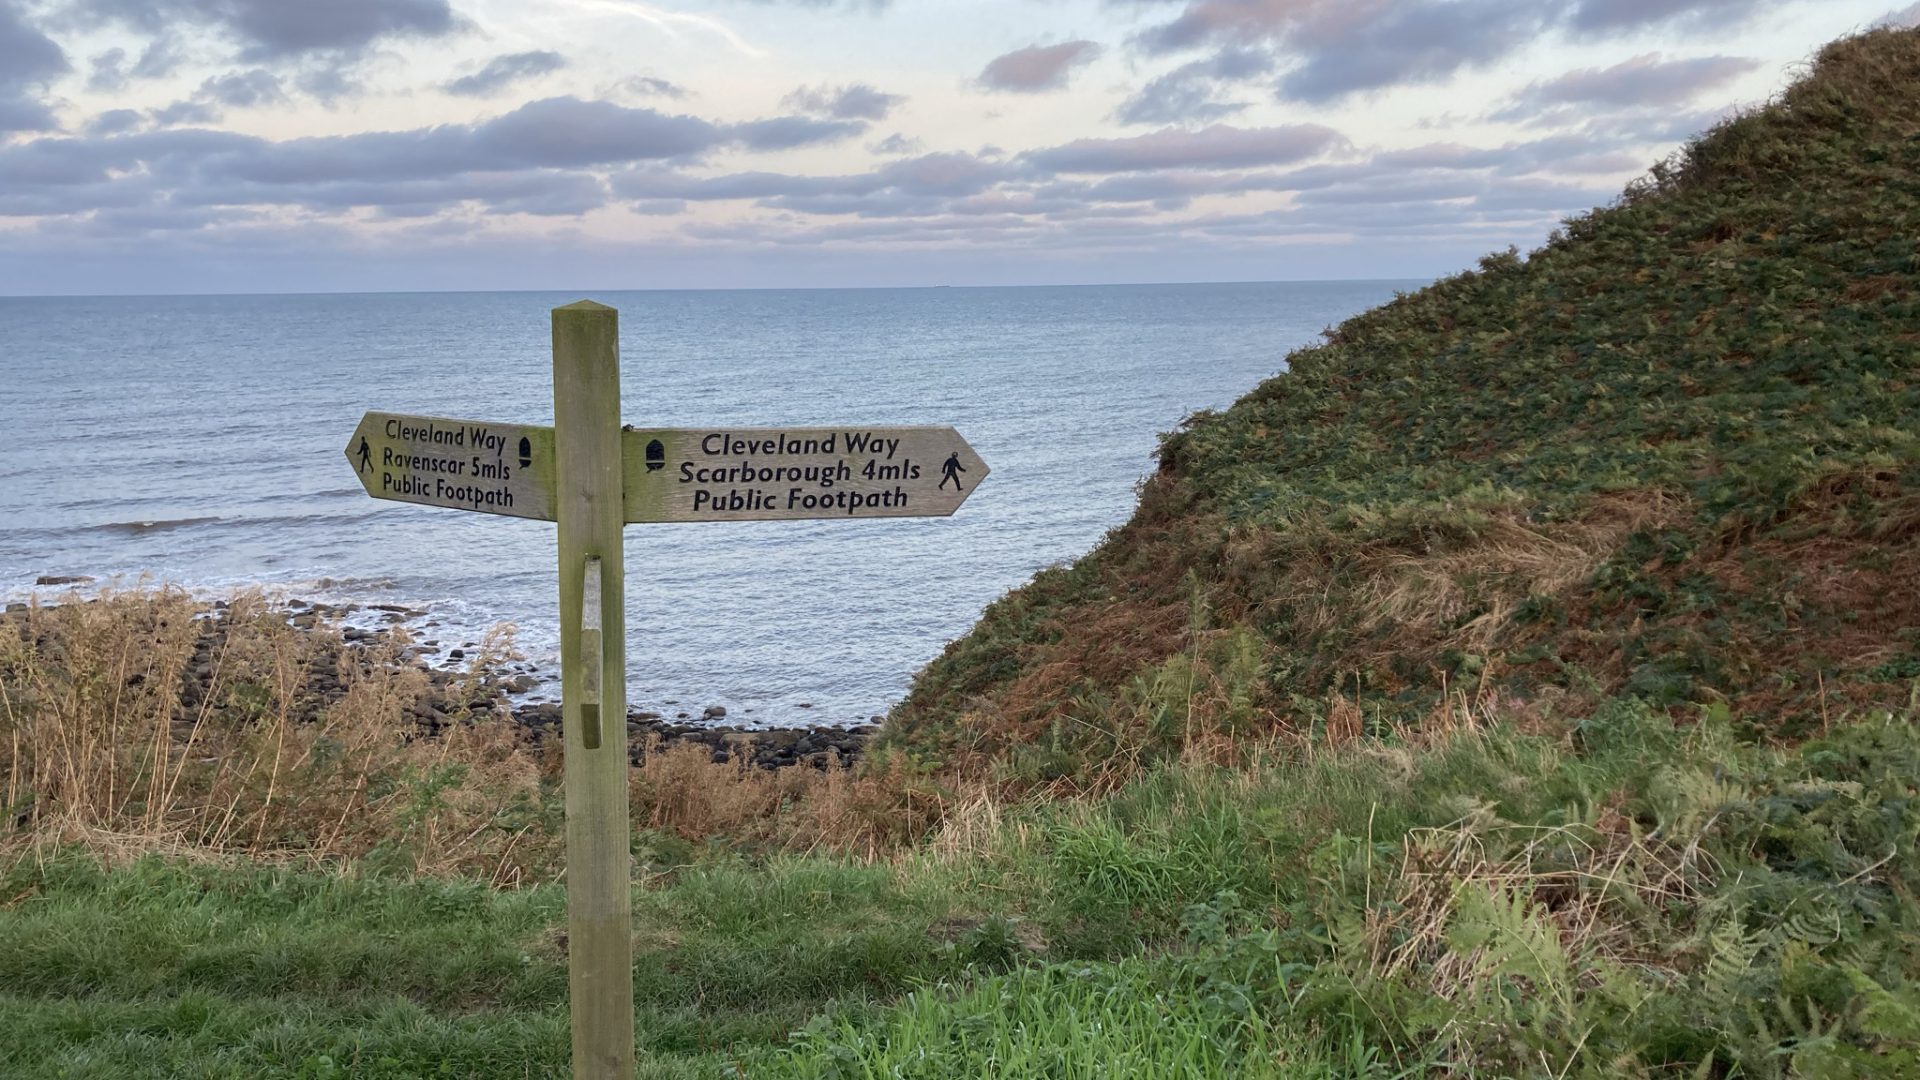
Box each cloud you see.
[1136,0,1558,102]
[458,97,723,168]
[783,82,904,120]
[613,150,1011,206]
[62,0,461,60]
[145,68,287,127]
[83,108,144,135]
[445,50,568,97]
[1023,123,1345,173]
[732,115,867,150]
[1129,0,1770,103]
[149,98,222,126]
[295,65,363,102]
[85,38,186,92]
[200,68,288,108]
[1115,45,1272,125]
[86,48,129,91]
[0,97,57,132]
[608,74,688,100]
[0,1,67,131]
[0,94,882,226]
[0,3,66,82]
[1564,0,1768,35]
[1501,53,1760,115]
[869,132,924,155]
[977,41,1102,93]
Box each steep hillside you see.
[889,27,1920,779]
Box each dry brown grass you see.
[2,588,962,876]
[629,739,959,859]
[0,587,563,881]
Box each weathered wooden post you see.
[344,300,991,1080]
[552,300,633,1079]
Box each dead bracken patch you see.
[1,589,951,875]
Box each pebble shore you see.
[5,588,876,772]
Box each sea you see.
[0,282,1412,726]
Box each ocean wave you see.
[79,515,225,536]
[36,507,389,541]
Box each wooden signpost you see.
[343,300,988,1080]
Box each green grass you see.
[7,701,1918,1076]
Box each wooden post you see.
[553,300,632,1079]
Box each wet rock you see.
[34,575,93,586]
[5,603,25,614]
[506,675,538,694]
[702,704,727,720]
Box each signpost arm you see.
[553,300,633,1079]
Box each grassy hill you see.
[5,26,1920,1080]
[889,26,1920,780]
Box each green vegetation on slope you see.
[890,27,1920,774]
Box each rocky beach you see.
[4,588,875,772]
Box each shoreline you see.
[3,589,876,772]
[7,575,896,732]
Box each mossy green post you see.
[553,300,633,1079]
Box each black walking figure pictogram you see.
[356,436,372,474]
[939,451,966,491]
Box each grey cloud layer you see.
[0,96,871,220]
[600,117,1631,249]
[446,50,568,97]
[978,41,1102,92]
[1566,0,1765,34]
[0,0,1798,270]
[0,1,68,131]
[783,83,904,120]
[1129,0,1776,102]
[86,41,184,92]
[61,0,460,59]
[1115,46,1272,125]
[1026,123,1344,173]
[1504,53,1761,110]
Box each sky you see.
[0,0,1911,294]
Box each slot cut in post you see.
[553,299,632,1078]
[580,556,604,749]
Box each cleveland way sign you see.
[347,416,988,523]
[622,425,986,522]
[342,300,988,1080]
[345,411,556,520]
